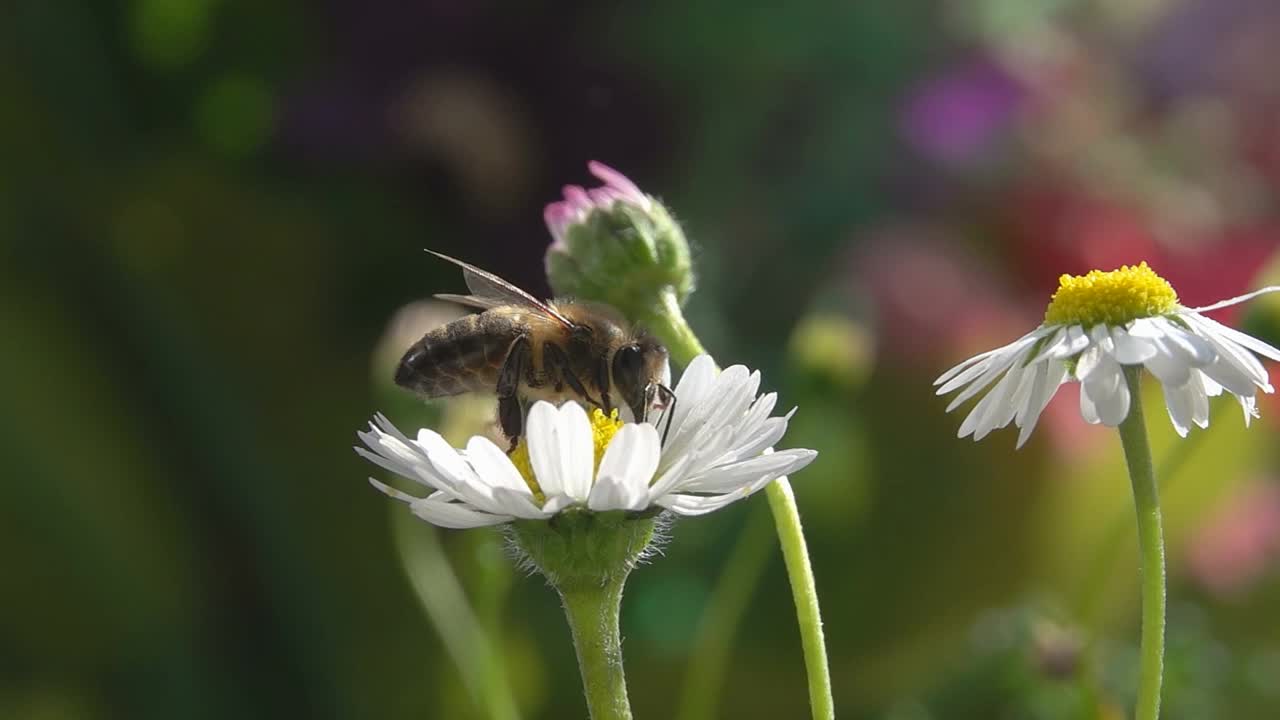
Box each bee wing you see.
[428,250,575,328]
[433,293,503,310]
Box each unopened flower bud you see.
[544,161,703,363]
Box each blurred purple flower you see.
[901,58,1025,166]
[544,161,651,248]
[1188,481,1280,598]
[1139,0,1280,101]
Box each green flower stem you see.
[510,513,652,720]
[766,473,835,720]
[638,287,707,368]
[558,578,632,720]
[1117,366,1166,720]
[649,299,833,720]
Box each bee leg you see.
[497,335,531,398]
[497,336,533,449]
[498,395,523,452]
[543,343,603,409]
[593,357,613,414]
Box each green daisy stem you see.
[558,577,632,720]
[640,287,707,367]
[766,473,835,720]
[1117,365,1166,720]
[646,296,833,720]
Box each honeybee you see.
[395,252,673,448]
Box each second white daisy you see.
[936,263,1280,447]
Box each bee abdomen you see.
[395,313,513,397]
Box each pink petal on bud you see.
[562,184,594,214]
[544,203,574,244]
[588,160,650,208]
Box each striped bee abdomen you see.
[394,312,518,397]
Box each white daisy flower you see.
[936,262,1280,447]
[357,355,817,528]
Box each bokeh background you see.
[4,1,1280,718]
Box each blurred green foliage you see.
[3,1,1280,718]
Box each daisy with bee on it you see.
[356,162,828,720]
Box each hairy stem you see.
[650,301,833,720]
[559,578,632,720]
[1117,366,1166,720]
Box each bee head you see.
[612,334,671,422]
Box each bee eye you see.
[612,345,644,378]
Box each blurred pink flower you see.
[1188,481,1280,598]
[543,161,651,248]
[1003,186,1161,293]
[855,229,1102,453]
[1002,186,1279,325]
[856,227,1030,363]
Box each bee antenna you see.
[654,384,677,446]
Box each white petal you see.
[1142,344,1193,387]
[935,346,1004,386]
[525,402,566,498]
[1048,325,1091,359]
[957,363,1020,439]
[1188,373,1211,429]
[1025,327,1067,365]
[1015,361,1068,448]
[368,477,423,504]
[1111,325,1157,364]
[711,415,791,467]
[465,437,543,516]
[667,355,718,437]
[970,364,1028,441]
[675,449,816,494]
[355,444,426,487]
[1075,344,1103,381]
[465,437,530,494]
[411,494,513,529]
[1186,285,1280,313]
[1080,357,1130,426]
[1238,394,1261,426]
[1181,314,1272,390]
[1190,313,1280,362]
[1148,317,1214,366]
[647,449,696,499]
[415,429,483,490]
[1161,381,1194,437]
[1080,383,1101,425]
[587,475,649,512]
[938,329,1047,401]
[657,492,746,516]
[945,345,1029,414]
[660,470,783,516]
[1201,372,1225,397]
[555,401,595,502]
[1199,354,1263,397]
[589,424,660,511]
[664,365,752,461]
[1090,324,1115,355]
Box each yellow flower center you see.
[508,408,624,502]
[1043,262,1179,328]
